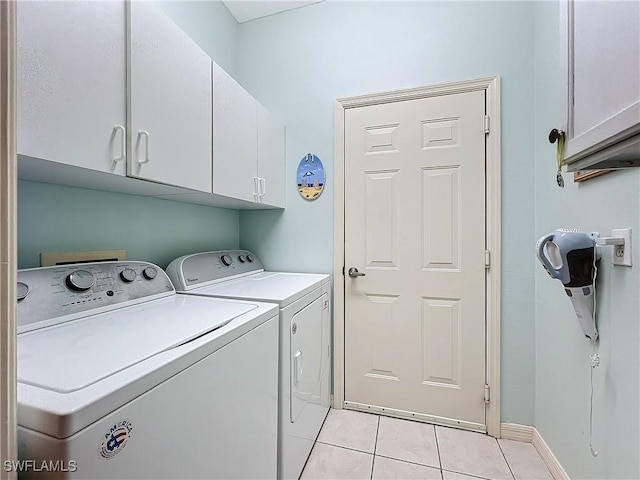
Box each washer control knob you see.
[120,268,137,283]
[66,270,95,291]
[238,255,246,263]
[17,282,30,301]
[143,266,158,280]
[246,254,255,263]
[220,254,233,266]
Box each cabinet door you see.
[563,0,640,163]
[17,1,127,175]
[213,63,258,203]
[257,104,285,208]
[129,2,212,193]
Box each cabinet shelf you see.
[19,155,283,210]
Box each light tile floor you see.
[301,409,553,480]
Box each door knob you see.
[348,267,365,278]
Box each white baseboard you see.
[532,428,570,480]
[500,423,534,443]
[500,423,570,480]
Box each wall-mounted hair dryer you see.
[536,229,598,341]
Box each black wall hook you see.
[549,128,565,144]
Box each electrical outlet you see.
[612,228,632,266]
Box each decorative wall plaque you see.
[297,153,325,200]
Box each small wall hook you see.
[549,128,565,144]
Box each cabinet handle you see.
[253,176,260,202]
[259,177,266,201]
[112,125,126,163]
[137,130,150,165]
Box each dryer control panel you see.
[17,262,174,333]
[165,250,264,291]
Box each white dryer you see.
[166,250,331,480]
[16,261,279,479]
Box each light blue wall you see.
[533,2,640,479]
[154,0,238,76]
[17,2,241,270]
[236,1,537,424]
[18,181,239,269]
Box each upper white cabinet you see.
[213,64,286,207]
[129,2,212,193]
[562,0,640,170]
[17,1,284,209]
[257,105,285,208]
[17,1,127,176]
[213,63,258,203]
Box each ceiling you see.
[222,1,324,23]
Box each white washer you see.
[16,261,279,479]
[166,250,331,480]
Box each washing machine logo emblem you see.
[99,419,133,460]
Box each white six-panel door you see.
[344,90,487,428]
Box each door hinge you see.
[485,250,490,269]
[484,115,490,134]
[484,384,490,404]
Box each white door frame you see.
[333,77,502,438]
[0,0,18,477]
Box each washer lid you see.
[18,295,256,394]
[189,272,330,307]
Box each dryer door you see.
[290,293,328,422]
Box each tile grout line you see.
[370,415,380,480]
[315,440,375,456]
[299,408,333,477]
[496,438,517,480]
[434,425,443,470]
[434,426,444,480]
[374,453,440,471]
